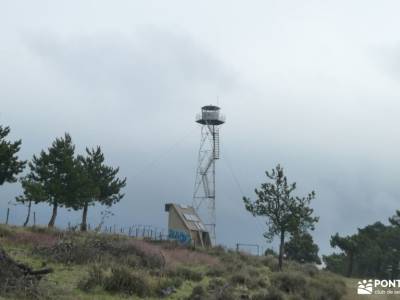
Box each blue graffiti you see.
[168,229,192,245]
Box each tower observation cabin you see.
[196,105,225,126]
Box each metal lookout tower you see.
[193,105,225,245]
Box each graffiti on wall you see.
[168,229,192,245]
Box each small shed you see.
[165,203,211,247]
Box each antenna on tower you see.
[193,105,225,245]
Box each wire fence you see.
[95,224,169,241]
[2,207,265,255]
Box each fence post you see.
[33,212,36,226]
[5,208,10,225]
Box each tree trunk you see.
[23,200,32,227]
[48,202,58,228]
[347,252,354,277]
[278,230,285,271]
[80,203,88,231]
[0,246,53,278]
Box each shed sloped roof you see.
[165,203,208,232]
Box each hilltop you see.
[0,224,352,300]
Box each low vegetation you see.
[0,225,347,300]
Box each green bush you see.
[187,285,207,300]
[35,234,165,268]
[252,287,286,300]
[103,266,151,297]
[157,276,183,292]
[247,266,261,277]
[0,224,13,238]
[207,278,239,300]
[78,264,104,291]
[35,238,99,265]
[206,264,226,277]
[208,278,226,291]
[230,272,251,286]
[28,226,60,235]
[248,277,269,290]
[206,245,227,257]
[122,254,141,268]
[262,255,280,272]
[271,271,307,294]
[168,266,203,282]
[216,286,237,300]
[300,263,319,277]
[306,273,346,300]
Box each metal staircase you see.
[213,128,220,159]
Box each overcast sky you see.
[1,1,400,255]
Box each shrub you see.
[247,266,261,277]
[0,224,13,238]
[306,273,346,300]
[78,264,104,291]
[220,254,246,273]
[300,263,318,277]
[248,277,269,290]
[35,238,99,265]
[156,276,183,297]
[103,266,151,297]
[229,272,251,286]
[187,285,207,300]
[262,255,280,272]
[271,271,307,294]
[207,278,238,300]
[206,264,226,277]
[28,226,60,235]
[0,276,40,299]
[216,286,237,300]
[122,254,142,268]
[158,276,183,289]
[208,278,226,291]
[168,266,203,282]
[208,245,227,256]
[252,287,286,300]
[35,234,165,268]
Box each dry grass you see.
[7,230,59,248]
[0,226,349,300]
[162,247,220,268]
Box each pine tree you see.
[389,210,400,227]
[16,176,46,226]
[243,164,318,270]
[0,125,26,185]
[284,232,321,264]
[77,146,126,231]
[19,133,81,227]
[330,233,359,277]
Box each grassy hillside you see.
[0,224,348,300]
